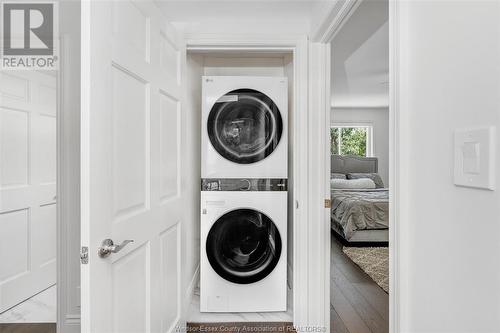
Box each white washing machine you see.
[200,179,287,312]
[201,76,288,179]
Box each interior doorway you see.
[327,1,390,332]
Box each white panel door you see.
[0,71,57,312]
[81,1,185,332]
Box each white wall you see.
[203,56,287,77]
[397,1,500,332]
[331,107,389,186]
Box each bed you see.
[330,155,389,247]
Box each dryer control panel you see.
[201,178,287,191]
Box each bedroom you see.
[328,1,390,332]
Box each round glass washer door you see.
[207,89,283,164]
[206,209,282,284]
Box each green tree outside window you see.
[330,126,369,157]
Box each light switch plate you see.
[454,126,496,190]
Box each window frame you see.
[330,122,374,157]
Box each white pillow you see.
[331,178,376,189]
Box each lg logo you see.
[3,3,54,55]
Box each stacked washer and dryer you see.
[200,76,288,312]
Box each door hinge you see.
[80,246,89,264]
[324,199,331,208]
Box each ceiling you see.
[156,0,327,34]
[155,0,388,108]
[157,1,319,20]
[331,0,389,108]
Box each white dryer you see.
[201,76,288,179]
[200,179,287,312]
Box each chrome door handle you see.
[98,239,134,258]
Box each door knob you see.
[98,239,134,258]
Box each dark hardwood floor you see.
[0,324,56,333]
[330,235,389,333]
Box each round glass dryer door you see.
[206,209,282,284]
[207,89,283,164]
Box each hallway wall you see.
[397,1,500,331]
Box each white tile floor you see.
[0,285,57,323]
[0,282,292,324]
[188,285,293,323]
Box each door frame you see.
[184,33,313,329]
[56,35,64,333]
[57,31,83,333]
[56,32,80,332]
[312,0,402,332]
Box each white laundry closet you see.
[183,51,296,320]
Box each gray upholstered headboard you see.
[331,155,378,174]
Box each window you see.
[330,124,373,157]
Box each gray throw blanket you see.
[331,189,389,240]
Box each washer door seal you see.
[206,209,282,284]
[207,89,283,164]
